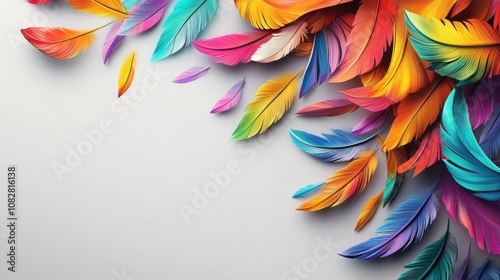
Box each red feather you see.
[21,26,105,59]
[340,86,394,112]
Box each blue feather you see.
[292,182,325,198]
[288,129,378,162]
[441,88,500,201]
[398,221,457,280]
[480,105,500,160]
[340,186,438,260]
[467,257,500,280]
[122,0,141,11]
[300,30,330,98]
[151,0,217,60]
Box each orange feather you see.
[66,0,127,19]
[297,151,378,212]
[359,50,391,87]
[21,25,107,59]
[355,191,383,231]
[449,0,472,17]
[383,77,455,151]
[398,122,442,177]
[451,0,490,20]
[330,0,398,83]
[292,41,313,56]
[306,5,348,34]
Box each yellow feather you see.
[235,0,353,30]
[368,0,456,102]
[67,0,127,20]
[297,151,378,212]
[118,52,136,98]
[231,69,304,141]
[355,191,383,231]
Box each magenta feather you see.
[441,172,500,255]
[118,0,172,35]
[296,99,359,117]
[102,21,125,64]
[192,30,273,66]
[173,66,210,84]
[465,77,500,130]
[211,76,245,114]
[352,109,389,135]
[28,0,50,4]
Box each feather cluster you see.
[22,0,500,277]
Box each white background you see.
[1,0,499,279]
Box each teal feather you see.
[441,88,500,201]
[151,0,217,60]
[398,221,458,280]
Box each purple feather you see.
[441,172,500,255]
[480,106,500,159]
[340,185,439,259]
[211,75,245,114]
[451,243,470,280]
[118,0,172,35]
[173,66,210,84]
[465,76,500,129]
[352,109,390,135]
[102,21,125,64]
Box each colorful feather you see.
[300,14,353,97]
[397,221,457,280]
[451,243,471,280]
[28,0,50,4]
[305,5,347,34]
[102,21,125,64]
[330,0,398,83]
[66,0,127,19]
[231,70,303,141]
[441,172,500,255]
[383,77,454,151]
[466,76,500,130]
[291,41,313,56]
[118,51,136,97]
[340,86,394,112]
[297,150,378,211]
[340,186,439,259]
[406,11,500,86]
[383,146,407,206]
[398,122,442,177]
[355,191,383,231]
[441,88,500,201]
[118,0,171,35]
[292,182,325,198]
[352,109,389,135]
[289,129,378,162]
[172,66,210,84]
[468,257,500,279]
[211,76,245,114]
[21,25,106,59]
[193,30,273,66]
[234,0,353,30]
[480,106,500,159]
[296,99,358,117]
[151,0,217,60]
[251,20,308,63]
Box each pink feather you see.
[340,86,393,112]
[28,0,50,4]
[211,76,245,114]
[441,172,500,255]
[102,21,125,64]
[352,109,389,135]
[118,0,171,35]
[296,99,358,117]
[173,66,210,84]
[193,30,273,66]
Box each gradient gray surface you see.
[1,1,499,279]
